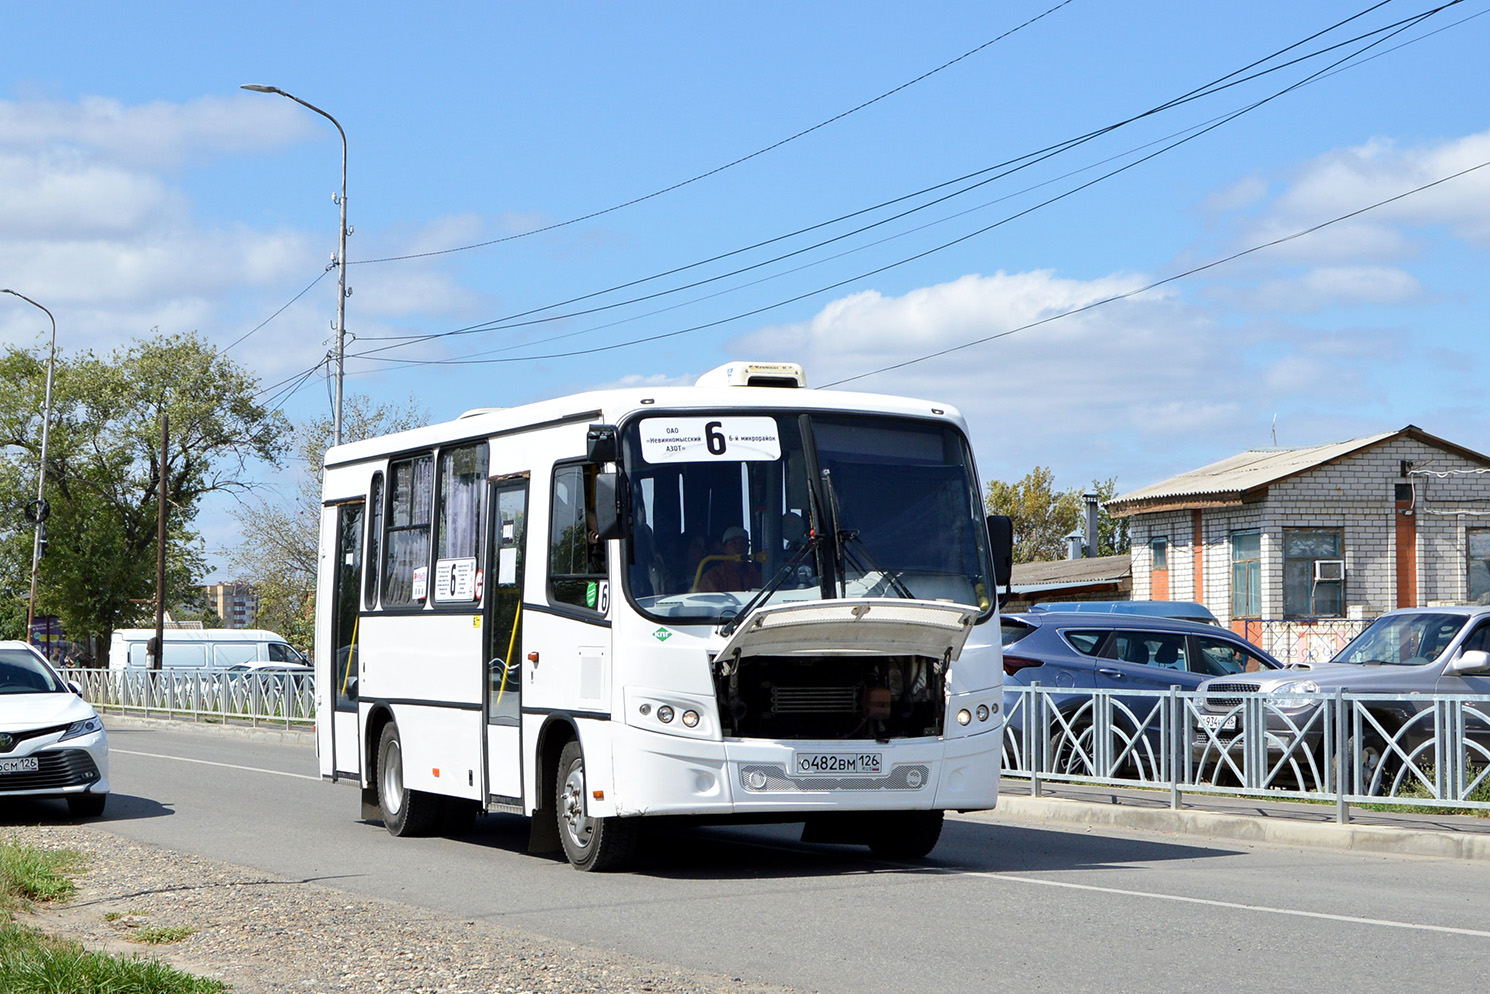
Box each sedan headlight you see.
[1268,680,1321,710]
[60,716,104,741]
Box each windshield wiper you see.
[718,531,826,638]
[838,530,915,599]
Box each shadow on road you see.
[0,792,173,828]
[446,810,1241,879]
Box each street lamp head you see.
[240,84,282,95]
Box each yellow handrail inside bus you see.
[339,614,359,696]
[494,600,522,707]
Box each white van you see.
[108,629,308,670]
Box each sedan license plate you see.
[795,752,884,777]
[0,756,39,775]
[1196,713,1238,734]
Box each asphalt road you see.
[16,720,1490,994]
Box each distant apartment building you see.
[201,580,259,629]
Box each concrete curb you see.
[99,709,313,744]
[970,795,1490,861]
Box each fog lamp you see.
[976,704,990,722]
[657,705,675,723]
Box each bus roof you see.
[323,373,967,471]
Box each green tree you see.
[230,394,426,653]
[984,467,1130,564]
[0,332,290,667]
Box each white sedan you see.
[0,640,109,817]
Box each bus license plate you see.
[795,752,884,776]
[1196,713,1238,734]
[0,756,39,775]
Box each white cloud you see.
[0,95,313,169]
[1213,265,1422,313]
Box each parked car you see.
[109,628,307,670]
[225,660,313,713]
[1028,600,1220,625]
[0,640,110,817]
[1001,612,1283,777]
[1191,605,1490,793]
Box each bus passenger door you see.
[327,500,364,780]
[484,479,528,803]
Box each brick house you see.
[1106,426,1490,661]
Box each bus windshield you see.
[621,412,992,622]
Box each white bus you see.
[314,361,1012,870]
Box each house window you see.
[1230,531,1261,618]
[1469,529,1490,604]
[1150,536,1170,600]
[1283,527,1344,618]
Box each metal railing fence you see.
[1002,683,1490,822]
[64,667,314,728]
[1233,618,1372,667]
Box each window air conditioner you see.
[1314,559,1345,582]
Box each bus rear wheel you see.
[556,740,639,871]
[378,722,439,837]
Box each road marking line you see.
[113,749,321,781]
[956,869,1490,938]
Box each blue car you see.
[1000,611,1283,777]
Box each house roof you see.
[1106,425,1490,517]
[1009,554,1131,594]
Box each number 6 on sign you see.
[639,417,781,464]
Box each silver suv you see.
[1192,605,1490,792]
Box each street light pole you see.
[241,84,350,446]
[2,289,57,646]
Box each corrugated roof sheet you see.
[1108,430,1400,508]
[1009,554,1131,588]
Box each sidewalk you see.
[981,777,1490,861]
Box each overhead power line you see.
[822,157,1490,388]
[344,0,1452,370]
[351,0,1077,266]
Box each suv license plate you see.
[795,752,884,776]
[0,757,40,775]
[1196,713,1238,734]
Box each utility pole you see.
[1,289,56,646]
[153,410,168,670]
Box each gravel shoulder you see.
[8,824,803,994]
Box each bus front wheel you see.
[377,722,439,837]
[556,739,639,871]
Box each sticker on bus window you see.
[434,558,479,602]
[412,565,428,602]
[639,417,781,464]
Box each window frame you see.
[547,459,609,615]
[1468,528,1490,605]
[1230,530,1262,620]
[1282,526,1345,619]
[381,453,436,609]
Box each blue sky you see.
[3,1,1489,575]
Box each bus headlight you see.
[957,708,972,726]
[976,704,990,722]
[656,705,675,724]
[681,710,699,728]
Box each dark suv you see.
[1001,611,1283,775]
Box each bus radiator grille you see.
[738,763,931,792]
[769,686,860,713]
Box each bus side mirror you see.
[586,424,618,464]
[986,514,1014,588]
[593,471,629,541]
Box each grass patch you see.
[0,838,82,910]
[0,838,224,992]
[132,925,196,945]
[0,923,225,993]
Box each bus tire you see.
[556,739,639,871]
[866,810,944,860]
[378,722,438,837]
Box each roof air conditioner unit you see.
[1314,559,1345,582]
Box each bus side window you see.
[364,471,384,609]
[550,463,607,611]
[384,455,434,606]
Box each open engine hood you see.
[714,598,979,662]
